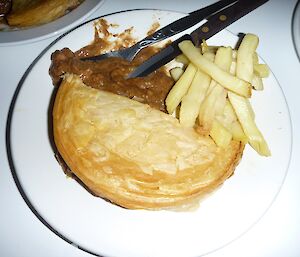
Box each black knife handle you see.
[134,0,238,50]
[190,0,269,46]
[129,0,269,78]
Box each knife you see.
[83,0,238,62]
[128,0,268,78]
[140,0,238,47]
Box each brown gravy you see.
[49,20,174,112]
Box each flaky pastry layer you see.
[53,74,244,209]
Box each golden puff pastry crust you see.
[53,74,244,209]
[7,0,82,27]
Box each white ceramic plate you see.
[292,0,300,60]
[0,0,104,46]
[7,9,292,257]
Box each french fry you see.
[231,120,248,143]
[166,35,270,156]
[253,52,269,78]
[201,39,209,53]
[201,39,218,54]
[254,63,270,78]
[203,52,215,62]
[179,69,211,127]
[228,91,270,156]
[230,61,237,75]
[213,46,232,116]
[252,74,264,90]
[178,40,251,97]
[206,79,218,96]
[215,100,248,143]
[170,67,184,81]
[199,46,232,131]
[232,49,238,60]
[165,63,197,114]
[214,89,227,117]
[252,50,269,88]
[210,120,232,148]
[216,99,237,127]
[203,49,217,96]
[199,84,225,133]
[214,46,232,71]
[236,33,259,83]
[253,52,259,64]
[175,54,190,66]
[203,52,216,96]
[245,97,255,120]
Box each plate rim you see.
[5,8,293,257]
[292,0,300,61]
[0,0,105,46]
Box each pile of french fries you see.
[166,33,271,156]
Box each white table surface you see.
[1,0,300,256]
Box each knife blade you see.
[128,0,268,78]
[83,0,238,62]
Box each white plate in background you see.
[0,0,104,46]
[292,0,300,60]
[7,9,292,257]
